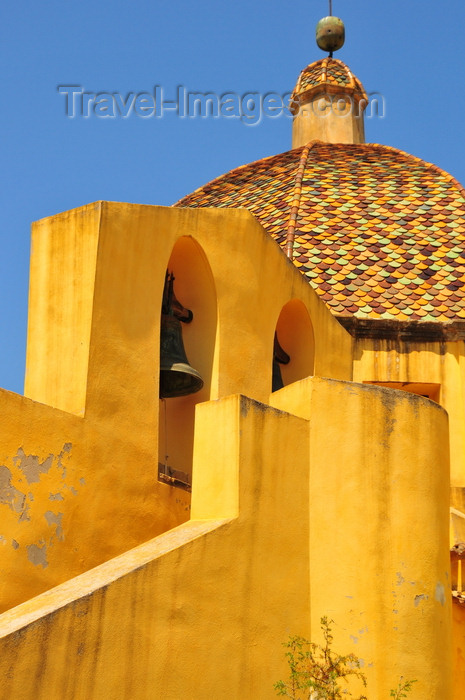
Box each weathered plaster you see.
[0,442,79,607]
[436,582,446,606]
[26,543,48,568]
[13,449,54,484]
[44,511,64,541]
[415,594,428,607]
[0,466,25,514]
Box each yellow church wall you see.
[271,376,452,699]
[0,395,312,700]
[0,386,192,614]
[352,337,465,487]
[24,203,101,415]
[24,202,352,425]
[0,202,352,612]
[0,383,452,699]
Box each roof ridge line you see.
[285,141,316,259]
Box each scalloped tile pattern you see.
[298,58,356,91]
[291,58,367,106]
[176,142,465,322]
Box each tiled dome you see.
[290,58,367,113]
[176,141,465,323]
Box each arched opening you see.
[272,299,315,391]
[158,237,217,490]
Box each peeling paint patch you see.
[57,443,72,478]
[14,449,54,484]
[11,539,19,550]
[414,594,428,607]
[435,582,446,606]
[70,486,78,496]
[0,535,6,545]
[44,511,64,541]
[28,492,34,501]
[18,503,31,522]
[0,465,26,513]
[350,635,359,644]
[49,492,64,501]
[27,543,48,568]
[396,572,405,586]
[79,478,86,486]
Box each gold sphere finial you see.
[316,16,345,55]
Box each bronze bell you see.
[159,272,204,399]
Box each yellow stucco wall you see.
[25,202,352,414]
[0,202,352,612]
[0,384,452,699]
[352,337,465,486]
[0,396,312,700]
[271,377,452,698]
[0,387,191,613]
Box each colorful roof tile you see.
[290,58,367,113]
[175,141,465,323]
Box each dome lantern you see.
[290,12,367,148]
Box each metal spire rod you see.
[329,0,332,15]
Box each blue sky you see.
[1,0,464,394]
